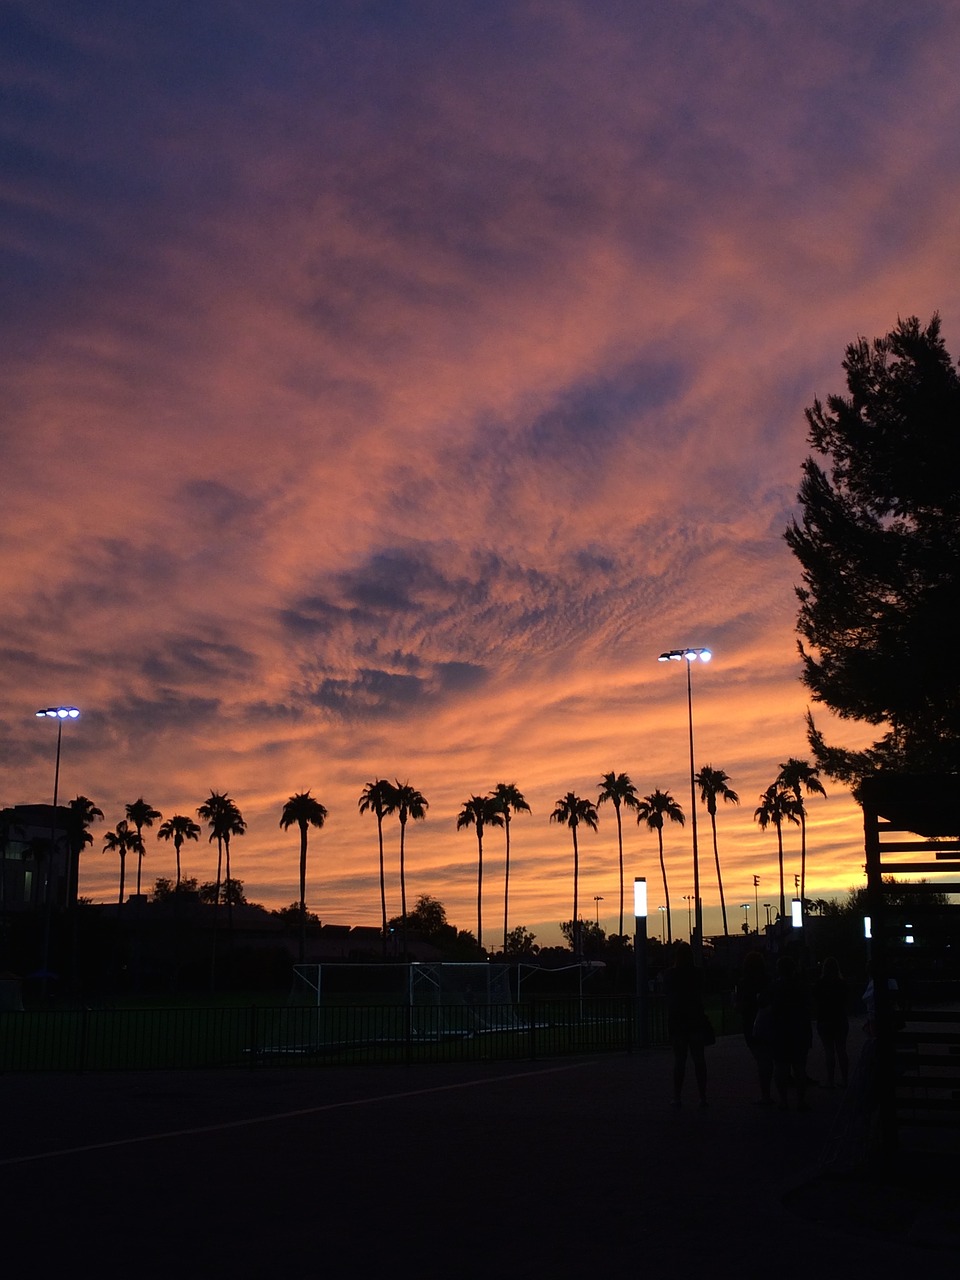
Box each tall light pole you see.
[658,904,666,943]
[634,878,648,1047]
[35,706,80,978]
[740,902,751,933]
[593,894,604,925]
[683,893,694,941]
[753,874,760,933]
[659,647,711,959]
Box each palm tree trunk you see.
[298,822,308,965]
[711,813,729,936]
[118,851,126,910]
[175,838,182,890]
[616,803,624,938]
[377,814,387,959]
[502,814,511,953]
[658,830,672,944]
[476,830,484,953]
[399,819,408,959]
[799,814,807,917]
[572,826,580,959]
[776,823,785,920]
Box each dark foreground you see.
[1,1033,956,1278]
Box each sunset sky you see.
[3,1,960,948]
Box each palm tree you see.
[156,814,201,890]
[457,794,504,955]
[694,766,739,938]
[359,779,398,958]
[125,798,162,899]
[635,790,684,945]
[776,758,827,910]
[754,784,801,921]
[596,771,639,938]
[66,795,103,905]
[197,791,246,920]
[383,781,428,958]
[280,790,328,964]
[550,792,599,959]
[491,782,531,953]
[103,820,144,911]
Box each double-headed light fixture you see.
[657,648,711,956]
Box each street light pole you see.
[634,878,648,1047]
[594,894,604,925]
[659,647,711,959]
[683,893,693,941]
[35,706,80,982]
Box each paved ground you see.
[1,1033,956,1278]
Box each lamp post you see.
[764,902,772,928]
[658,647,711,959]
[594,894,604,925]
[753,874,760,933]
[35,706,80,980]
[740,902,751,933]
[658,904,666,943]
[682,893,694,941]
[634,877,648,1047]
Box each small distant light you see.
[791,898,803,928]
[905,934,915,945]
[864,916,872,939]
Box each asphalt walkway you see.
[1,1033,956,1278]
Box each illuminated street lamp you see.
[740,902,751,932]
[634,877,648,1047]
[658,647,711,958]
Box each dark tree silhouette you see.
[694,766,739,938]
[359,779,397,958]
[596,771,639,938]
[457,793,504,954]
[279,790,328,963]
[550,792,599,960]
[491,782,531,954]
[635,790,684,945]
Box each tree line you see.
[65,758,827,963]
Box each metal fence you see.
[0,996,671,1072]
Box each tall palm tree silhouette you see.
[103,820,143,911]
[359,779,398,958]
[197,791,246,978]
[491,782,531,953]
[156,814,201,890]
[125,797,162,898]
[635,790,684,945]
[694,766,739,938]
[67,795,103,905]
[384,781,428,959]
[754,784,801,921]
[457,794,504,954]
[776,758,826,911]
[280,791,328,964]
[596,771,639,938]
[550,792,599,960]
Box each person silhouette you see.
[768,954,813,1110]
[813,956,849,1088]
[736,950,773,1103]
[664,942,710,1108]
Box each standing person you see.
[813,956,849,1088]
[737,950,773,1103]
[665,942,711,1108]
[769,954,813,1110]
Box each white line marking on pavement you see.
[0,1060,591,1166]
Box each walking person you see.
[813,956,849,1088]
[737,950,773,1103]
[664,942,712,1108]
[768,954,813,1110]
